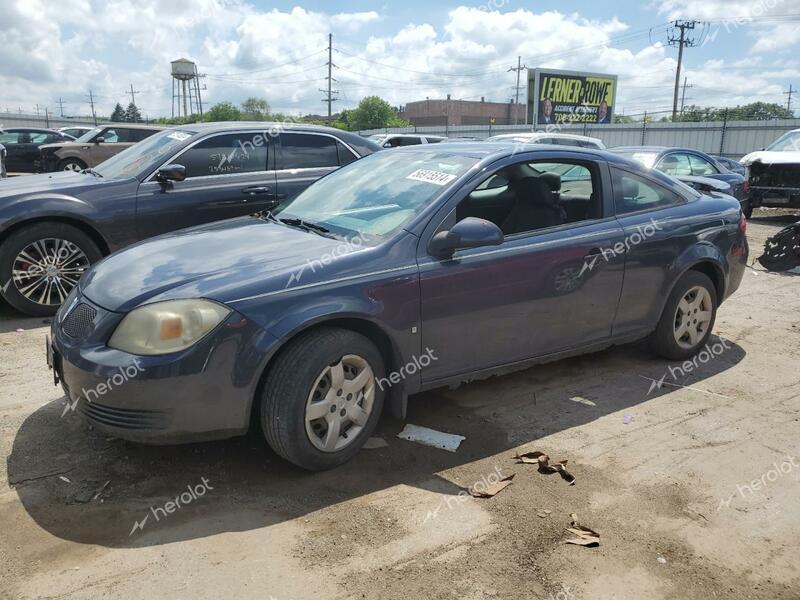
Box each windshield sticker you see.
[406,169,458,186]
[167,132,191,141]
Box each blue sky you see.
[1,0,798,119]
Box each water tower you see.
[171,58,204,118]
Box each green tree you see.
[203,101,242,122]
[349,96,409,130]
[110,103,126,122]
[612,114,635,124]
[240,97,270,120]
[124,102,142,123]
[676,102,794,122]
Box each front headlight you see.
[108,299,231,356]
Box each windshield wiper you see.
[80,168,103,177]
[252,209,280,223]
[279,218,335,238]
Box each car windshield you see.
[766,131,800,152]
[73,127,103,143]
[93,129,194,179]
[276,150,479,240]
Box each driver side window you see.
[453,159,602,237]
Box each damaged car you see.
[48,143,748,470]
[740,129,800,217]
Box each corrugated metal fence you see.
[359,119,800,159]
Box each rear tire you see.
[260,327,385,471]
[0,223,102,316]
[649,270,718,361]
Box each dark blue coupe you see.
[49,143,748,470]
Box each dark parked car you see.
[39,124,164,172]
[0,144,6,178]
[713,156,745,177]
[0,128,75,173]
[0,122,380,315]
[48,143,748,470]
[610,146,746,205]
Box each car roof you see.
[5,127,64,133]
[610,146,715,155]
[489,132,602,142]
[389,141,636,164]
[97,123,165,130]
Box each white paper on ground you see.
[397,424,465,452]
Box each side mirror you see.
[156,164,187,183]
[429,217,504,257]
[383,142,392,148]
[95,137,105,144]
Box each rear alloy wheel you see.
[650,270,718,361]
[59,159,86,172]
[0,223,102,316]
[260,327,384,470]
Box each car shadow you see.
[5,335,746,548]
[0,298,52,334]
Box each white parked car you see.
[740,128,800,216]
[368,133,446,148]
[485,132,606,150]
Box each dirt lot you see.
[1,211,799,600]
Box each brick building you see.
[400,97,526,127]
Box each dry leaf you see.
[565,515,600,547]
[515,452,576,485]
[470,474,515,498]
[513,451,547,464]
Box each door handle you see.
[242,186,270,195]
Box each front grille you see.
[62,303,97,339]
[80,400,168,430]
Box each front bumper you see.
[49,292,277,443]
[750,186,800,209]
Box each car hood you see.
[740,151,800,166]
[0,171,113,200]
[81,217,374,313]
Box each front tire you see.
[59,158,87,172]
[650,270,718,361]
[260,327,385,470]
[0,223,102,316]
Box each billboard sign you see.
[527,68,618,126]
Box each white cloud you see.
[0,1,796,120]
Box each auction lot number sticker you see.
[406,169,458,186]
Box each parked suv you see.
[0,128,75,173]
[39,124,164,172]
[0,122,380,315]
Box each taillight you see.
[739,214,747,234]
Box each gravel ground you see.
[1,210,799,600]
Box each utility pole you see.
[668,20,700,120]
[87,90,97,125]
[126,84,140,122]
[785,84,796,114]
[35,104,41,117]
[57,97,65,117]
[44,107,50,128]
[680,77,693,114]
[319,33,338,123]
[508,56,527,125]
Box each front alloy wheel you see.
[12,238,90,307]
[0,223,102,316]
